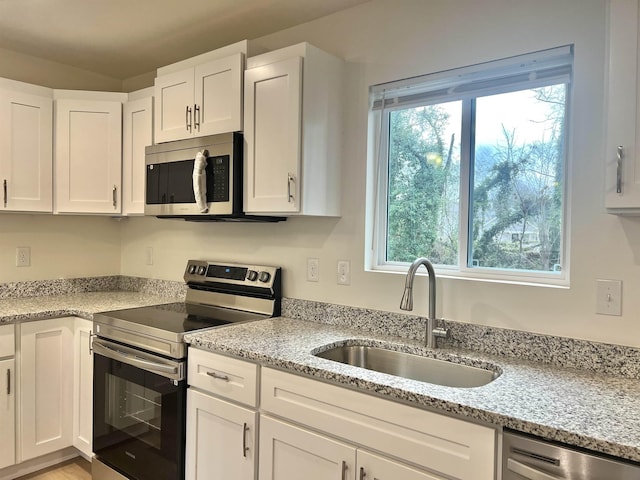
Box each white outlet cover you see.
[307,258,319,282]
[337,260,351,285]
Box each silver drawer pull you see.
[341,460,347,480]
[206,371,230,382]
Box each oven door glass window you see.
[93,352,186,480]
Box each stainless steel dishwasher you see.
[503,430,640,479]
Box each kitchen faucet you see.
[400,257,449,348]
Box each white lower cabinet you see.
[260,367,496,480]
[186,389,256,480]
[259,415,355,480]
[19,317,74,461]
[0,325,15,470]
[185,350,497,480]
[72,318,93,458]
[186,348,258,480]
[260,416,447,480]
[18,317,93,463]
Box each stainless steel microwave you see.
[145,132,243,218]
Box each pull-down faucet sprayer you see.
[400,257,449,348]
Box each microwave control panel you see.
[207,155,229,202]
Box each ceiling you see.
[0,0,369,80]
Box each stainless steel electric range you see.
[91,260,281,480]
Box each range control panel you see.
[184,260,280,288]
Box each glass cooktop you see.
[97,302,268,335]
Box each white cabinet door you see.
[186,389,256,480]
[605,0,640,212]
[244,57,302,214]
[244,43,343,216]
[123,96,153,215]
[259,415,356,480]
[195,53,243,137]
[155,53,243,144]
[0,88,53,212]
[73,318,93,458]
[20,318,74,461]
[357,450,447,480]
[0,358,15,470]
[154,69,194,143]
[55,99,123,214]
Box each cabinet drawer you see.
[261,367,495,480]
[188,348,258,407]
[0,324,14,358]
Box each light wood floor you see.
[17,457,91,480]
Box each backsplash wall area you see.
[5,0,640,349]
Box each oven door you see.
[92,338,186,480]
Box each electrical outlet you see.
[337,260,351,285]
[596,279,622,316]
[307,258,319,282]
[145,246,154,266]
[16,247,30,267]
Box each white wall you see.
[120,0,639,347]
[0,215,121,282]
[6,0,639,348]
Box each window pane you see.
[470,86,566,272]
[386,102,461,265]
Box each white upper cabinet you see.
[154,43,245,143]
[0,80,53,212]
[54,91,126,214]
[244,43,343,216]
[605,0,640,212]
[123,89,154,215]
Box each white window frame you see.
[367,46,573,287]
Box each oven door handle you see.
[93,339,179,376]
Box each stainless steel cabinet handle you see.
[359,466,366,480]
[617,145,623,194]
[206,371,230,381]
[341,461,348,480]
[186,106,192,132]
[242,422,249,458]
[194,104,200,131]
[89,330,94,356]
[287,173,295,203]
[3,179,6,207]
[507,459,562,480]
[112,185,117,208]
[6,368,10,395]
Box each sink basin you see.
[314,344,499,388]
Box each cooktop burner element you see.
[93,260,282,359]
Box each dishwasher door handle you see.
[507,459,562,480]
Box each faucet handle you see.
[432,319,449,339]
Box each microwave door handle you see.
[93,340,178,376]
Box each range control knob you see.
[258,271,271,283]
[246,270,259,281]
[197,266,206,275]
[188,265,197,274]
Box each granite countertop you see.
[185,316,640,463]
[0,291,176,324]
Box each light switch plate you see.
[596,279,622,316]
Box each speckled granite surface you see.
[283,298,640,379]
[0,276,186,300]
[0,275,185,323]
[185,317,640,463]
[0,291,180,324]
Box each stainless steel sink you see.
[314,344,499,388]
